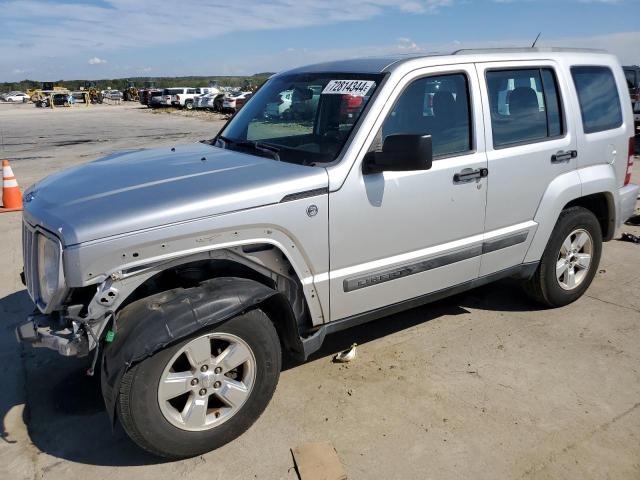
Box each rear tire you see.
[524,206,602,307]
[117,308,281,459]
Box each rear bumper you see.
[619,183,639,226]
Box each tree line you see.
[0,73,274,93]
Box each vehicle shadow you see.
[0,278,541,467]
[296,277,542,366]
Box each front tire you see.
[117,309,281,459]
[524,206,602,307]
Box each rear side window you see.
[571,66,623,134]
[486,68,564,147]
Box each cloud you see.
[0,0,635,80]
[0,1,453,59]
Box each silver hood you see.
[23,143,328,245]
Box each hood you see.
[23,143,328,245]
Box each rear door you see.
[476,61,578,276]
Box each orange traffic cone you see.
[1,159,23,213]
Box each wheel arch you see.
[101,276,301,426]
[85,241,317,348]
[524,167,617,263]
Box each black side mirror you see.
[363,134,433,174]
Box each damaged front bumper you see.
[16,311,89,357]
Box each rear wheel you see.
[524,206,602,307]
[185,100,194,110]
[117,309,281,459]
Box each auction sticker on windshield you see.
[322,80,375,97]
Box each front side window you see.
[486,68,564,147]
[571,66,623,134]
[218,73,382,165]
[379,73,472,157]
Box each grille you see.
[22,221,37,302]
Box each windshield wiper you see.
[218,135,280,161]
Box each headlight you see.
[37,233,61,305]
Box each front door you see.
[328,64,488,321]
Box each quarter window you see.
[486,68,564,147]
[571,66,623,134]
[379,73,472,158]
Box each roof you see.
[280,47,611,75]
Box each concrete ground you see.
[1,102,639,480]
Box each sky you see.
[1,0,639,82]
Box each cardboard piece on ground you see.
[291,441,347,480]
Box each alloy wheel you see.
[556,228,593,291]
[157,332,256,431]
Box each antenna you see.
[531,32,541,48]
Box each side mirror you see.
[363,134,433,174]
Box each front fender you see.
[101,276,280,425]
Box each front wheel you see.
[117,309,281,459]
[524,206,602,307]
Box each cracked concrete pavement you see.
[0,103,639,479]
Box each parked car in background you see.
[1,91,22,100]
[623,65,640,101]
[139,88,162,106]
[222,91,252,113]
[157,88,183,107]
[101,90,123,101]
[194,91,224,111]
[235,92,252,111]
[172,87,213,110]
[623,65,640,131]
[2,91,30,102]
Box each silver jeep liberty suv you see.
[18,48,639,458]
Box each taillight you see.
[176,95,180,101]
[625,136,635,185]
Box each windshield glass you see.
[217,72,383,165]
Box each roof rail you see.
[452,47,607,55]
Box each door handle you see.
[453,168,488,183]
[551,150,577,163]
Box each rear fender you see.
[524,165,617,262]
[524,170,581,263]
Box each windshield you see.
[216,72,383,165]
